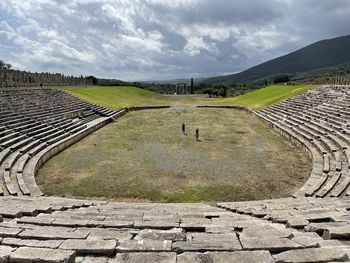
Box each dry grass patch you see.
[37,107,311,202]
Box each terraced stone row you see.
[0,197,348,262]
[255,86,350,198]
[0,88,123,197]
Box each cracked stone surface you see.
[9,247,76,263]
[0,195,350,262]
[273,248,350,263]
[59,239,117,255]
[177,251,275,263]
[115,252,177,263]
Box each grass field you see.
[216,85,318,109]
[65,86,167,110]
[37,107,311,202]
[66,85,319,110]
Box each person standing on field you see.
[195,128,199,141]
[182,122,186,135]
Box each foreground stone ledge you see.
[59,239,117,256]
[134,228,186,241]
[85,229,133,241]
[86,220,134,228]
[177,250,275,263]
[0,245,16,262]
[173,232,242,253]
[2,237,64,249]
[239,236,305,252]
[115,252,177,263]
[2,196,350,261]
[323,226,350,240]
[16,216,55,226]
[134,220,179,229]
[9,247,76,263]
[18,228,90,240]
[0,227,23,238]
[116,240,172,252]
[273,247,350,263]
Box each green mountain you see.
[202,35,350,85]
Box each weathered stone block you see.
[2,238,63,249]
[134,228,185,241]
[115,252,177,263]
[116,240,172,252]
[87,229,133,241]
[273,247,349,263]
[177,251,274,263]
[9,247,76,263]
[60,239,116,256]
[0,245,16,262]
[173,233,241,252]
[323,226,350,239]
[240,236,304,252]
[0,227,22,238]
[18,228,89,240]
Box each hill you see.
[203,35,350,85]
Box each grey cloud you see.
[0,0,349,81]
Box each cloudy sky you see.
[0,0,350,81]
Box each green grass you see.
[217,85,318,109]
[65,85,319,111]
[37,85,317,202]
[37,108,311,202]
[65,86,167,110]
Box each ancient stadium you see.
[1,74,350,263]
[2,2,350,260]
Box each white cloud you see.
[0,0,349,80]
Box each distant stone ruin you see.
[175,83,189,94]
[0,69,93,87]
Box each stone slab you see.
[51,219,90,227]
[9,247,76,263]
[0,208,22,218]
[18,228,89,240]
[87,229,133,241]
[241,224,294,238]
[115,252,177,263]
[173,232,242,252]
[240,236,304,252]
[134,228,186,241]
[0,227,22,238]
[0,245,16,263]
[323,226,350,239]
[290,236,320,248]
[286,218,310,229]
[2,238,63,249]
[177,250,274,263]
[116,240,172,252]
[16,216,55,226]
[134,220,179,229]
[87,220,133,228]
[180,218,212,230]
[273,247,349,263]
[60,239,116,256]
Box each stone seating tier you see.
[0,88,122,197]
[256,86,350,198]
[0,196,347,262]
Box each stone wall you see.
[0,69,93,87]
